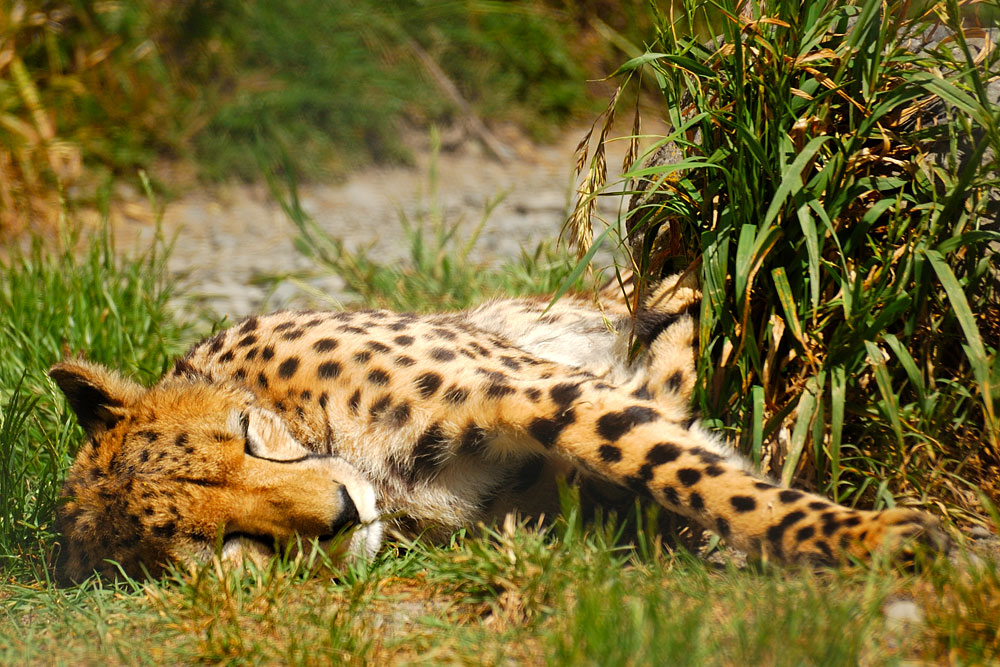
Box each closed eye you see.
[240,411,312,463]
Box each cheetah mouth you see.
[331,464,385,560]
[219,456,385,566]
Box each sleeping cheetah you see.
[51,274,946,582]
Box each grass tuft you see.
[571,0,1000,520]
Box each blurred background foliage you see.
[0,0,648,233]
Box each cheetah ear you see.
[49,360,145,436]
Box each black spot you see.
[258,372,271,389]
[208,334,225,354]
[458,424,487,456]
[689,492,705,511]
[499,355,521,370]
[595,406,659,442]
[646,442,681,465]
[716,517,731,537]
[277,357,300,379]
[661,485,680,506]
[175,433,188,449]
[409,424,450,482]
[338,325,366,335]
[387,402,411,427]
[485,382,515,399]
[778,490,804,504]
[690,447,724,464]
[821,513,841,537]
[528,409,576,448]
[476,368,507,382]
[394,355,416,367]
[598,444,622,463]
[318,362,342,379]
[415,372,443,398]
[233,369,248,382]
[245,347,259,361]
[394,335,414,347]
[525,388,542,402]
[261,346,275,361]
[808,501,829,510]
[432,327,457,341]
[301,390,312,400]
[704,464,725,477]
[677,468,701,487]
[281,329,304,340]
[219,351,235,363]
[347,390,360,414]
[634,309,681,345]
[139,449,150,463]
[636,463,655,482]
[239,316,259,333]
[313,338,339,352]
[815,540,833,561]
[354,351,372,364]
[754,482,776,491]
[549,383,582,407]
[664,371,684,393]
[730,495,757,512]
[369,395,392,418]
[274,321,296,332]
[469,342,492,357]
[630,384,653,400]
[796,525,815,541]
[366,341,391,353]
[443,386,469,404]
[305,318,322,327]
[430,348,456,362]
[136,430,159,443]
[766,510,807,553]
[368,368,390,386]
[842,515,862,527]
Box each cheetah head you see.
[49,360,383,584]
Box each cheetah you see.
[50,274,946,582]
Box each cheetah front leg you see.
[488,383,946,565]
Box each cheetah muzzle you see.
[50,274,948,583]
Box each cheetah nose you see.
[330,485,360,534]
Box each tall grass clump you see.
[571,0,999,518]
[0,205,188,579]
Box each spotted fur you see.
[50,274,946,582]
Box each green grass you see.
[571,0,999,521]
[2,517,998,664]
